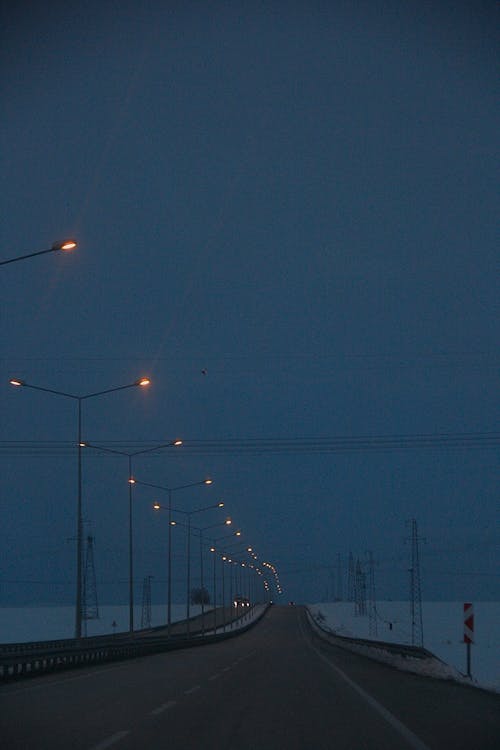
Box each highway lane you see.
[1,605,499,749]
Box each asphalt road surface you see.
[1,605,499,749]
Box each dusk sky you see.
[1,1,498,610]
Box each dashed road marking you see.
[222,666,231,672]
[2,661,134,696]
[184,684,201,695]
[209,673,221,681]
[89,730,130,750]
[150,700,177,715]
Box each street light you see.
[0,239,77,266]
[208,529,243,632]
[154,502,226,635]
[9,376,150,638]
[133,476,213,636]
[82,438,182,633]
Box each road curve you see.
[1,605,498,749]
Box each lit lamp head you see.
[153,502,161,511]
[136,378,150,387]
[9,379,24,387]
[53,239,77,252]
[204,478,213,485]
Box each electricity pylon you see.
[141,576,153,629]
[354,558,366,616]
[406,519,425,647]
[347,551,355,601]
[367,550,377,636]
[82,535,99,636]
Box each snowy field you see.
[308,601,500,693]
[0,603,212,643]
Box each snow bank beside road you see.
[307,601,500,693]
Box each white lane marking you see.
[1,661,134,696]
[150,700,177,715]
[208,673,221,681]
[299,615,431,750]
[222,666,231,672]
[184,684,201,695]
[89,730,130,750]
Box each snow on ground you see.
[0,602,264,644]
[0,604,212,642]
[308,601,500,693]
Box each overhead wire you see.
[1,431,498,457]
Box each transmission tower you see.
[354,558,366,616]
[82,535,99,635]
[347,551,355,601]
[329,568,336,601]
[406,519,425,647]
[336,552,343,601]
[141,576,153,629]
[367,551,377,636]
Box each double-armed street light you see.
[0,239,77,266]
[133,476,213,636]
[208,529,243,632]
[9,376,151,638]
[82,439,182,633]
[189,519,236,636]
[154,503,227,634]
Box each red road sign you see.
[463,602,474,644]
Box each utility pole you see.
[406,519,425,647]
[82,535,99,636]
[141,576,153,629]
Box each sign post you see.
[463,602,474,678]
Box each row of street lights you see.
[9,376,151,638]
[9,375,270,639]
[6,237,276,635]
[131,477,215,636]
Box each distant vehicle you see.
[288,601,295,606]
[233,595,250,608]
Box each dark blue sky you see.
[1,1,498,607]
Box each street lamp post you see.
[9,376,150,638]
[134,477,213,636]
[208,530,243,634]
[0,239,77,266]
[153,503,226,636]
[83,439,182,633]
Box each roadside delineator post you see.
[463,602,474,678]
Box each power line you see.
[0,431,498,457]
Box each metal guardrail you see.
[0,605,270,681]
[306,608,437,661]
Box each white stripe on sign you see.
[463,602,474,643]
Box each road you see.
[1,606,499,749]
